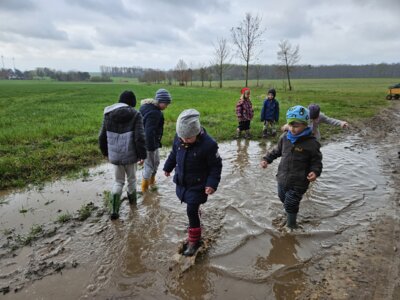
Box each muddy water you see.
[0,135,394,299]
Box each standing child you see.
[99,90,147,220]
[139,88,172,193]
[261,88,280,138]
[163,109,222,256]
[260,105,322,229]
[308,104,349,141]
[235,87,254,139]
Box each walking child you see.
[139,88,172,193]
[235,87,254,139]
[261,88,280,138]
[260,105,322,229]
[99,90,147,219]
[163,109,222,256]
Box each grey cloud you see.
[1,21,68,41]
[67,0,134,19]
[0,0,36,11]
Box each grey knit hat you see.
[176,109,201,138]
[155,88,172,104]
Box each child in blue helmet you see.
[260,105,322,229]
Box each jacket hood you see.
[140,98,158,105]
[105,103,136,123]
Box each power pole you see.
[12,57,15,70]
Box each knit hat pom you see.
[176,109,201,138]
[155,88,172,104]
[241,87,250,95]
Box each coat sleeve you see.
[163,137,178,173]
[263,134,284,163]
[134,113,147,160]
[319,113,342,127]
[205,143,222,191]
[275,100,280,122]
[310,141,323,177]
[236,101,243,119]
[98,118,108,157]
[260,100,266,121]
[144,110,160,151]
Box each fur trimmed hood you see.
[140,98,158,106]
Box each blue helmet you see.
[286,105,309,124]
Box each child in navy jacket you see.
[163,109,222,256]
[261,88,280,138]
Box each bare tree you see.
[277,39,300,91]
[175,59,188,86]
[213,37,231,88]
[198,64,207,87]
[231,13,266,87]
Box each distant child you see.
[163,109,222,256]
[261,88,280,138]
[260,105,322,229]
[308,104,349,141]
[139,88,172,193]
[235,87,254,139]
[99,90,147,220]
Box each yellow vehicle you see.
[386,83,400,100]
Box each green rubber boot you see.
[110,194,121,220]
[127,191,137,205]
[287,213,297,229]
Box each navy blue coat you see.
[163,129,222,204]
[261,98,279,122]
[139,100,164,151]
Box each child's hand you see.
[138,159,144,165]
[260,160,268,168]
[340,121,349,129]
[164,171,171,177]
[281,124,289,132]
[307,172,317,182]
[205,187,215,195]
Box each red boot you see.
[183,227,201,257]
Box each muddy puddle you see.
[0,132,397,299]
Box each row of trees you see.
[0,67,98,82]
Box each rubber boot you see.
[141,179,150,193]
[244,130,251,139]
[236,130,241,139]
[149,175,156,186]
[183,227,201,257]
[287,213,297,229]
[271,128,277,137]
[110,194,121,220]
[127,191,137,205]
[262,127,268,138]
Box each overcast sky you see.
[1,0,399,72]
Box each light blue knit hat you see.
[155,88,172,104]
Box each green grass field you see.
[0,78,396,189]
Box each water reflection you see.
[256,234,305,300]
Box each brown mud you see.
[0,102,399,299]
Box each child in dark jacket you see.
[261,88,280,138]
[139,88,172,193]
[235,87,254,139]
[260,105,322,229]
[99,91,147,219]
[163,109,222,256]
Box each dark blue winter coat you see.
[261,98,279,122]
[139,99,164,152]
[163,129,222,205]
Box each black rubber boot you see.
[183,242,200,256]
[287,213,297,229]
[127,191,137,205]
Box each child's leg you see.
[112,164,125,196]
[271,121,277,136]
[262,121,268,137]
[125,163,138,203]
[236,122,243,138]
[278,185,305,228]
[142,150,159,192]
[184,203,202,256]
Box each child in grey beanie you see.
[163,109,222,256]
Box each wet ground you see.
[1,103,399,299]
